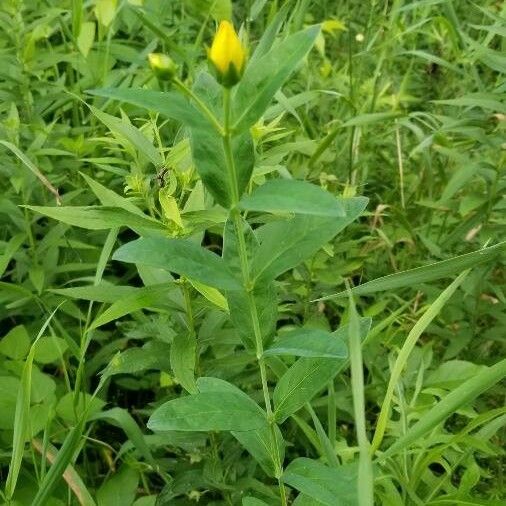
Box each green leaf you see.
[198,377,284,478]
[97,465,139,506]
[170,332,198,394]
[320,241,506,300]
[233,25,321,132]
[113,237,241,291]
[0,325,30,360]
[100,342,171,381]
[49,284,138,303]
[383,358,506,459]
[33,336,68,364]
[273,319,371,423]
[264,328,348,358]
[148,391,267,432]
[89,106,162,166]
[187,74,255,208]
[239,179,345,217]
[87,88,201,126]
[242,499,269,506]
[81,172,148,218]
[89,284,176,330]
[283,458,358,506]
[25,205,164,231]
[189,120,254,208]
[252,197,368,282]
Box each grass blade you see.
[382,358,506,459]
[371,271,469,454]
[318,242,504,300]
[4,307,61,500]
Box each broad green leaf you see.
[89,284,176,330]
[198,377,284,478]
[273,319,371,423]
[100,342,171,380]
[283,458,358,506]
[148,391,267,432]
[239,179,345,217]
[25,205,164,231]
[33,336,68,364]
[97,465,139,506]
[0,325,30,360]
[383,358,506,458]
[320,241,506,300]
[264,328,348,358]
[426,360,488,389]
[89,106,162,166]
[233,25,321,132]
[243,498,269,506]
[87,88,201,126]
[252,197,368,283]
[113,237,241,291]
[56,392,105,423]
[170,332,198,394]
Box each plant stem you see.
[173,77,224,135]
[222,88,287,505]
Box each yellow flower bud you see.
[208,20,246,87]
[148,53,178,81]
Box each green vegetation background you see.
[0,0,504,505]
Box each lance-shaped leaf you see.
[113,237,241,291]
[233,25,321,132]
[198,377,284,478]
[251,197,368,283]
[273,318,371,423]
[264,328,348,358]
[186,72,255,208]
[87,88,202,127]
[239,179,345,217]
[148,379,267,432]
[283,458,358,506]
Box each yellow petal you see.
[209,20,245,76]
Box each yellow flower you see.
[148,53,178,81]
[208,20,246,87]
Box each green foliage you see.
[0,0,504,505]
